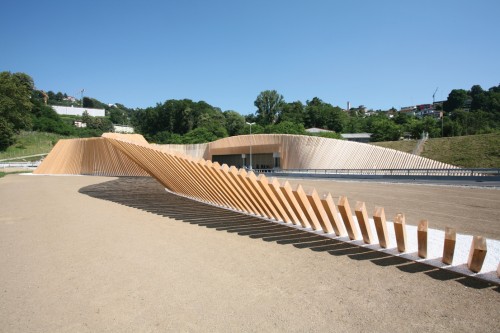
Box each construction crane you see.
[432,87,438,104]
[75,89,85,106]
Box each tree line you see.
[0,72,117,150]
[1,71,498,151]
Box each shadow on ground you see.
[79,177,498,291]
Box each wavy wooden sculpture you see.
[34,133,498,278]
[156,134,459,170]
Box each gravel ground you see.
[0,175,498,332]
[282,177,500,240]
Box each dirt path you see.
[0,175,498,332]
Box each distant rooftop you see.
[341,133,372,139]
[305,127,333,133]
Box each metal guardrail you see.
[0,161,41,168]
[253,168,500,177]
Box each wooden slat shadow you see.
[79,177,497,291]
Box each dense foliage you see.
[0,72,123,150]
[1,71,498,151]
[0,72,35,150]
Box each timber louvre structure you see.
[34,133,499,281]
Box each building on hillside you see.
[52,105,105,117]
[400,106,416,115]
[113,125,134,134]
[433,101,445,109]
[305,127,333,134]
[74,121,87,128]
[340,133,372,143]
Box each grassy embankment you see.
[2,131,499,170]
[372,133,500,168]
[0,131,71,162]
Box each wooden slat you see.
[442,227,456,265]
[320,193,345,236]
[417,220,428,258]
[467,236,487,273]
[393,213,407,253]
[337,196,359,240]
[373,207,389,248]
[354,201,373,244]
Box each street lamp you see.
[246,122,255,170]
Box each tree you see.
[254,90,284,125]
[344,115,366,133]
[308,131,342,139]
[470,85,486,111]
[82,97,95,108]
[370,117,402,142]
[304,97,325,128]
[109,107,127,124]
[0,72,35,149]
[264,121,306,135]
[31,100,74,135]
[324,106,348,132]
[238,123,264,135]
[182,127,223,144]
[81,110,92,125]
[197,108,226,130]
[223,110,245,136]
[443,89,468,112]
[304,97,347,132]
[279,101,305,124]
[0,117,15,151]
[0,71,34,132]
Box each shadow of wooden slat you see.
[78,177,499,290]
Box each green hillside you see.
[372,133,500,168]
[371,140,417,154]
[0,131,70,162]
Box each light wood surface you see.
[34,133,497,275]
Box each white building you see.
[341,133,372,143]
[52,105,105,117]
[113,125,134,133]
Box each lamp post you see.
[246,122,255,170]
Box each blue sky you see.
[2,0,499,114]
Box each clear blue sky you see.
[2,0,499,114]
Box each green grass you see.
[0,170,32,178]
[420,133,500,168]
[371,140,418,154]
[371,133,500,168]
[0,131,71,162]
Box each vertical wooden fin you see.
[246,171,277,219]
[269,178,298,225]
[257,174,290,222]
[293,185,322,231]
[337,196,359,240]
[354,201,373,244]
[467,236,487,273]
[373,207,389,248]
[393,213,407,253]
[280,181,310,228]
[320,193,345,236]
[417,219,428,259]
[307,189,334,234]
[442,227,456,265]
